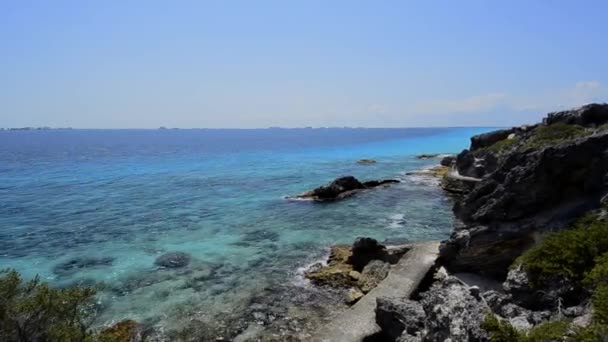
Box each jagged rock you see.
[416,154,440,159]
[441,109,608,277]
[376,297,425,341]
[419,276,489,341]
[544,103,608,127]
[358,260,390,293]
[441,173,480,194]
[349,237,388,271]
[470,128,515,151]
[362,179,400,187]
[154,252,191,268]
[296,176,399,201]
[305,245,354,287]
[440,155,456,167]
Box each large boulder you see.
[420,276,489,341]
[375,297,425,341]
[349,237,388,271]
[440,105,608,278]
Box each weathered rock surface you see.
[358,260,390,293]
[544,103,608,126]
[374,276,489,341]
[440,104,608,278]
[296,176,399,201]
[375,297,425,341]
[154,252,191,268]
[305,237,396,290]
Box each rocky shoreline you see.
[298,103,608,341]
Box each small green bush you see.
[0,269,101,342]
[524,123,587,149]
[482,313,521,342]
[524,320,570,341]
[515,214,608,287]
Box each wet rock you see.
[349,237,388,271]
[345,287,364,304]
[305,245,355,287]
[295,176,399,201]
[154,252,191,268]
[357,159,377,165]
[358,260,390,293]
[376,296,425,341]
[361,179,400,187]
[416,154,440,159]
[53,256,114,276]
[440,155,456,167]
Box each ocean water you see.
[0,127,492,338]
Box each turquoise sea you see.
[0,127,493,338]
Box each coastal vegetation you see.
[0,269,138,342]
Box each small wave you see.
[283,195,314,202]
[387,213,406,229]
[402,165,443,186]
[292,249,330,288]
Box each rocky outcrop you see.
[440,104,608,278]
[416,154,440,159]
[295,176,399,201]
[375,276,489,341]
[305,238,408,292]
[544,103,608,126]
[357,159,377,165]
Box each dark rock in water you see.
[440,155,455,167]
[53,256,114,276]
[416,154,440,159]
[358,260,390,293]
[544,103,608,127]
[154,252,191,268]
[362,179,400,187]
[357,159,377,165]
[441,105,608,278]
[349,237,388,271]
[375,297,425,341]
[296,176,399,201]
[305,245,355,288]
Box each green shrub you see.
[524,123,587,149]
[515,214,608,287]
[0,269,100,342]
[482,313,521,342]
[475,137,519,156]
[524,320,570,341]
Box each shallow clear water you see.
[0,127,492,337]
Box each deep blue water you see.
[0,127,492,335]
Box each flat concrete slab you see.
[313,241,440,342]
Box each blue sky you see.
[2,1,608,128]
